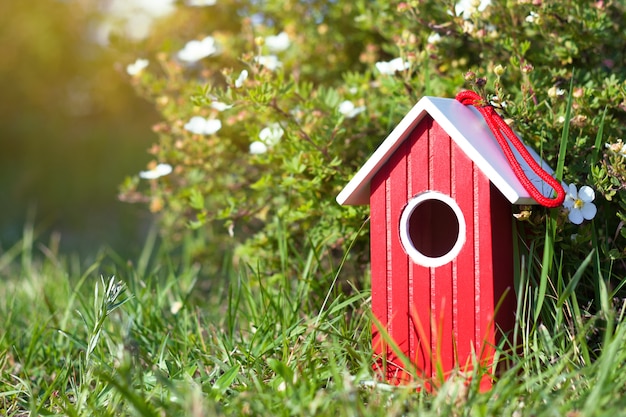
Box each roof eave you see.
[336,100,432,206]
[337,96,557,207]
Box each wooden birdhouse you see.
[337,95,561,389]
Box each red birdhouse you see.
[337,96,560,389]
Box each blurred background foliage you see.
[5,0,626,309]
[115,0,626,309]
[0,0,161,257]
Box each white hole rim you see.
[399,191,466,268]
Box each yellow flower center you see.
[574,198,585,209]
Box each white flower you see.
[265,32,290,53]
[427,33,442,44]
[249,141,268,154]
[211,101,232,111]
[184,116,222,135]
[128,0,175,17]
[525,11,540,24]
[250,124,283,154]
[259,124,284,146]
[290,106,304,122]
[489,95,507,108]
[462,20,475,34]
[563,184,597,225]
[338,100,366,118]
[375,57,410,75]
[187,0,216,6]
[94,0,176,44]
[254,55,283,71]
[548,86,566,98]
[455,0,491,18]
[177,36,219,62]
[126,58,149,76]
[139,163,172,179]
[605,139,626,157]
[170,300,183,314]
[235,69,248,88]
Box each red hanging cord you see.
[455,90,565,208]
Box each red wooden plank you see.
[406,129,415,379]
[450,141,476,374]
[429,121,454,381]
[475,169,496,369]
[386,135,411,383]
[408,117,432,381]
[489,183,515,357]
[370,167,388,378]
[475,178,515,390]
[473,167,483,364]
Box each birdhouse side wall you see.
[369,116,515,384]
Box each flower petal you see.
[581,202,597,220]
[338,100,355,115]
[568,208,584,225]
[203,119,222,135]
[154,163,173,176]
[211,101,232,111]
[349,106,366,118]
[249,141,268,154]
[254,55,282,71]
[126,58,149,76]
[259,124,284,145]
[375,61,391,75]
[567,183,578,198]
[140,163,172,180]
[187,0,217,6]
[184,116,206,134]
[578,186,595,203]
[178,36,219,62]
[265,32,290,53]
[235,70,248,88]
[563,196,574,209]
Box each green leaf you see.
[556,250,594,307]
[212,364,240,397]
[188,188,205,210]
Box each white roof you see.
[337,96,559,206]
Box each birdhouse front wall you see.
[369,115,515,384]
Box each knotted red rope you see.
[455,90,565,208]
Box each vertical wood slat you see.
[450,142,476,373]
[370,167,388,376]
[429,121,454,377]
[476,178,516,390]
[386,136,410,382]
[473,166,483,367]
[451,141,460,372]
[408,117,432,378]
[489,182,515,369]
[476,169,495,368]
[406,132,415,378]
[385,168,394,378]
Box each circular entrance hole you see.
[409,199,459,257]
[399,192,466,267]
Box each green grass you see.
[1,221,626,416]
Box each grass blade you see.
[534,75,574,322]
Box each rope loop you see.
[455,90,565,208]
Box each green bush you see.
[118,0,626,306]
